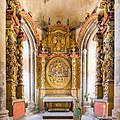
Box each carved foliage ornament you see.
[46,57,71,89]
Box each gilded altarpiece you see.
[46,57,71,95]
[37,22,80,111]
[6,0,25,116]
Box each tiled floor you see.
[25,111,73,120]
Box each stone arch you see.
[20,11,41,46]
[21,15,37,109]
[77,13,98,103]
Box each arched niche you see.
[77,14,98,104]
[22,18,37,109]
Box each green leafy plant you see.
[84,93,90,101]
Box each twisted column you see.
[95,29,103,99]
[16,28,24,99]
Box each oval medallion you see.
[46,57,71,88]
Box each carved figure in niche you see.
[52,33,66,52]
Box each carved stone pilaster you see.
[16,27,24,99]
[95,28,103,99]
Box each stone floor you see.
[23,111,99,120]
[25,111,73,120]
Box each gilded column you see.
[95,28,103,99]
[71,48,77,98]
[72,58,76,97]
[66,28,70,53]
[112,0,120,119]
[16,25,24,99]
[39,54,46,111]
[103,0,114,116]
[0,0,9,119]
[41,57,46,97]
[6,2,18,116]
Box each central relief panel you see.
[46,57,71,94]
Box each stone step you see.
[43,111,73,119]
[81,115,98,120]
[43,116,73,119]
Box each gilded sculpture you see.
[52,32,66,52]
[46,57,71,89]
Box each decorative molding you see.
[20,11,41,46]
[77,13,98,47]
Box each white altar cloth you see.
[43,96,74,102]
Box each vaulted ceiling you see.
[20,0,99,29]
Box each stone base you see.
[0,110,9,120]
[82,106,94,116]
[39,97,45,111]
[25,108,39,118]
[112,109,120,120]
[26,101,39,116]
[27,101,35,111]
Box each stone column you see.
[30,50,36,105]
[31,50,36,103]
[0,0,9,119]
[82,49,87,100]
[95,29,103,99]
[28,50,35,111]
[29,50,32,102]
[112,0,120,119]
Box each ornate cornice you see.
[39,53,71,59]
[46,23,69,31]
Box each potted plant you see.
[84,93,90,101]
[83,93,90,106]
